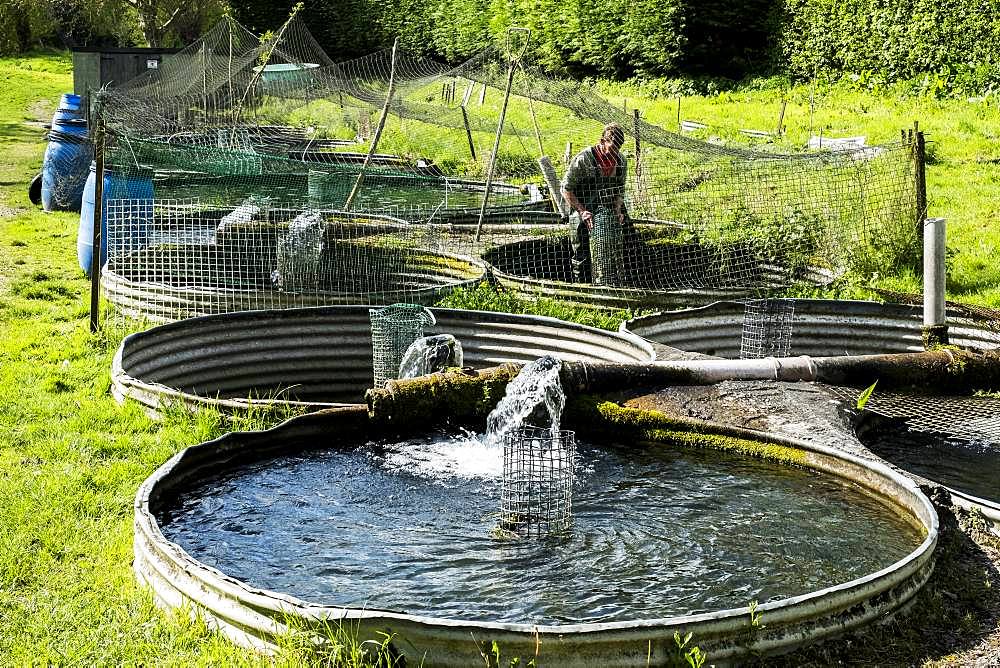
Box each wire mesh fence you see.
[89,14,921,319]
[102,198,485,323]
[500,426,576,538]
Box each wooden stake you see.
[776,100,787,136]
[461,105,477,160]
[676,97,681,129]
[475,27,529,241]
[914,124,927,244]
[462,81,474,106]
[89,96,106,333]
[632,108,642,179]
[564,141,572,164]
[524,75,544,157]
[345,38,399,210]
[232,4,302,131]
[478,83,487,105]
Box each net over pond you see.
[158,433,923,625]
[94,15,921,316]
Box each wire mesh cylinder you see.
[740,298,795,359]
[500,426,576,538]
[369,303,436,389]
[590,206,623,286]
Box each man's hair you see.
[602,123,626,146]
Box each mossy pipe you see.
[570,348,1000,394]
[366,363,522,426]
[366,349,1000,427]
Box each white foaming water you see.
[380,431,502,481]
[273,210,324,290]
[213,195,268,240]
[485,355,565,447]
[398,335,464,379]
[378,356,566,482]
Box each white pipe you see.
[923,217,947,328]
[650,355,819,383]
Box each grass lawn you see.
[1,50,998,664]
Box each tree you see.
[121,0,227,47]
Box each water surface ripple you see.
[159,435,923,624]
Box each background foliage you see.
[2,0,999,94]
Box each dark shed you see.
[72,47,181,117]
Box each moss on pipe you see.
[365,363,522,427]
[364,349,1000,429]
[566,398,809,468]
[813,348,1000,393]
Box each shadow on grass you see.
[0,121,48,144]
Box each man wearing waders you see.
[561,122,632,284]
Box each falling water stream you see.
[397,334,464,380]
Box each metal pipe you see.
[368,348,1000,425]
[923,217,947,329]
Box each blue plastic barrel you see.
[51,93,83,125]
[41,119,91,212]
[77,163,155,276]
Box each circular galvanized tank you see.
[134,407,938,665]
[112,306,655,415]
[101,248,485,323]
[623,299,1000,358]
[482,241,835,311]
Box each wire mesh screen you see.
[740,298,795,358]
[826,386,1000,442]
[103,198,484,323]
[500,426,575,538]
[824,385,1000,502]
[91,14,920,314]
[369,303,436,389]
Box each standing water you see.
[155,357,924,623]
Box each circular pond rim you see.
[111,306,656,416]
[484,262,837,312]
[101,249,486,324]
[134,407,938,664]
[853,410,1000,531]
[621,299,1000,358]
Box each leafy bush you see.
[777,0,1000,96]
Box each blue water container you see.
[77,163,155,276]
[41,119,91,212]
[51,93,83,126]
